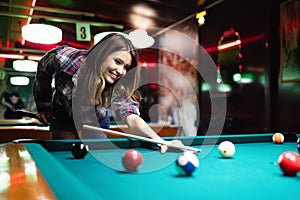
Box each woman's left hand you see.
[159,139,186,154]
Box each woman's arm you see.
[124,114,164,141]
[112,96,185,153]
[33,49,60,123]
[33,52,57,109]
[124,114,186,153]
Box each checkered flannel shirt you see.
[33,45,140,123]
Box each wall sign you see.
[76,23,91,41]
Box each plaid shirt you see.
[33,45,139,125]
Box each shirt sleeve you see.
[111,96,140,121]
[33,48,60,112]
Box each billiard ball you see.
[297,143,300,154]
[218,141,236,158]
[122,149,143,172]
[278,151,300,176]
[175,151,199,176]
[272,133,284,144]
[297,137,300,144]
[71,142,89,159]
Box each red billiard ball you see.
[278,151,300,176]
[122,149,143,172]
[71,142,89,159]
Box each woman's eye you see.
[114,59,122,65]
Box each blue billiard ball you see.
[71,142,89,159]
[297,143,300,154]
[175,151,199,176]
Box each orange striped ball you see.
[272,133,284,144]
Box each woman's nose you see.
[116,65,125,75]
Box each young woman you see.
[33,33,184,153]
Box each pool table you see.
[0,118,51,143]
[0,121,179,144]
[0,118,43,126]
[0,126,51,144]
[1,133,300,200]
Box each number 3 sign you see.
[76,23,91,41]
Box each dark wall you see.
[277,82,300,132]
[276,0,300,133]
[199,0,285,134]
[199,0,300,134]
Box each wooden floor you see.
[0,143,57,199]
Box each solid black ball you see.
[71,142,88,159]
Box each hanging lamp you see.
[94,31,128,45]
[10,76,30,86]
[13,59,38,72]
[128,30,154,49]
[22,20,62,44]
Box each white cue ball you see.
[218,141,236,158]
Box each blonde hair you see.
[77,33,141,107]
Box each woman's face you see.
[103,50,132,84]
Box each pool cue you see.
[2,102,15,111]
[83,124,202,153]
[15,110,39,119]
[14,110,55,123]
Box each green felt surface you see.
[25,134,300,200]
[25,143,102,200]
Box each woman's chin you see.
[105,78,116,84]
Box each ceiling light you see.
[22,23,62,44]
[27,55,43,61]
[131,4,156,28]
[10,76,30,86]
[128,30,154,49]
[0,54,25,59]
[94,30,154,49]
[195,10,207,26]
[13,60,38,72]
